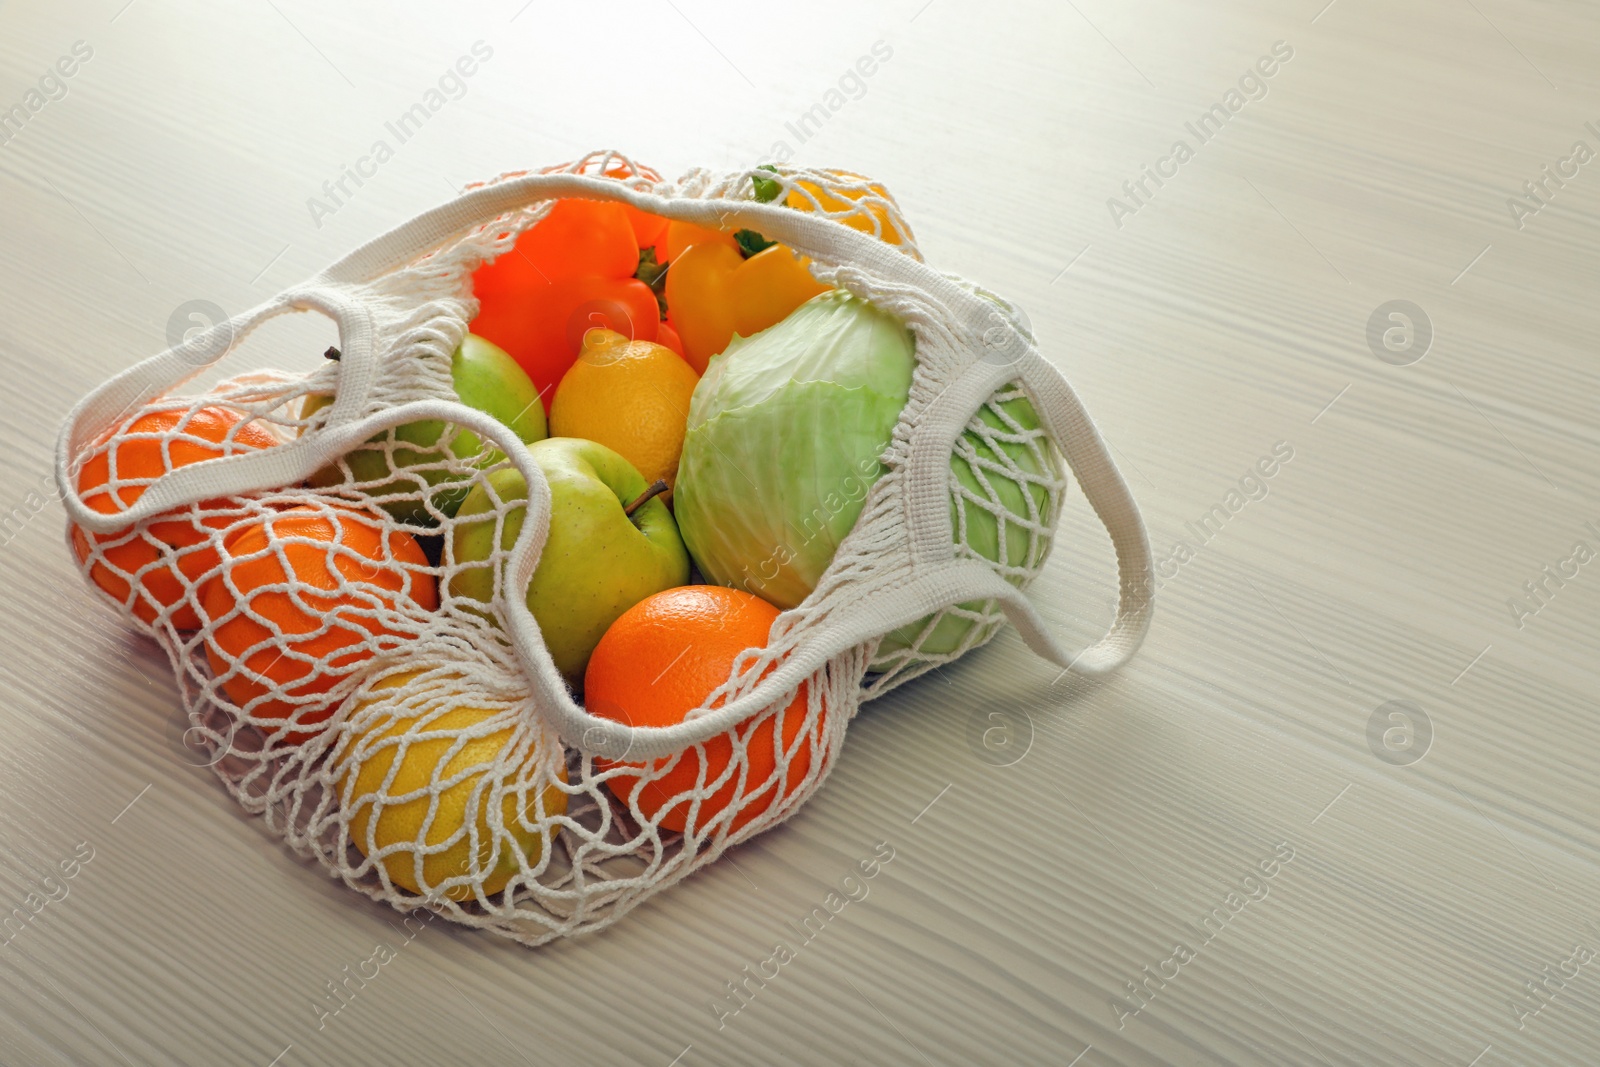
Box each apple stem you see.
[624,479,671,519]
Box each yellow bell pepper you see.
[729,245,830,336]
[663,220,738,262]
[665,240,829,374]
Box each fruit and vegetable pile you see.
[60,157,1072,941]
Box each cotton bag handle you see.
[54,168,1151,761]
[316,169,1153,674]
[55,285,396,534]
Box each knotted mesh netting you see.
[61,153,1078,944]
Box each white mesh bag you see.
[55,152,1153,945]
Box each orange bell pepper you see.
[470,198,654,409]
[664,241,828,373]
[623,205,668,253]
[655,321,684,358]
[603,165,670,253]
[475,198,639,291]
[472,274,659,407]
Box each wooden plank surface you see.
[1,1,1597,1063]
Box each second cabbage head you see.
[673,289,1060,668]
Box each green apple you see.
[449,437,690,681]
[303,334,547,524]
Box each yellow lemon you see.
[549,329,699,493]
[338,671,567,900]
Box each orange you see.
[71,406,278,628]
[583,586,823,834]
[201,505,437,742]
[549,329,699,492]
[786,172,908,245]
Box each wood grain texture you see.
[0,0,1597,1063]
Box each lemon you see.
[549,329,699,493]
[338,671,566,900]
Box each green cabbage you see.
[675,291,914,609]
[876,390,1058,658]
[674,289,1059,664]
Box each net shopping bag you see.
[56,152,1153,944]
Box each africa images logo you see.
[1111,842,1295,1029]
[708,842,896,1029]
[0,40,94,150]
[306,41,494,229]
[1106,41,1295,229]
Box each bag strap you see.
[914,347,1153,677]
[313,169,1153,677]
[55,167,1150,761]
[821,314,1153,681]
[1018,351,1154,674]
[55,284,385,533]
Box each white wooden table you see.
[1,1,1597,1063]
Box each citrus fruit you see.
[200,505,437,741]
[548,329,699,492]
[583,586,823,834]
[786,172,907,245]
[70,405,278,628]
[339,670,568,900]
